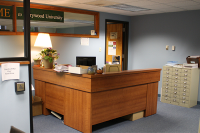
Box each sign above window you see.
[16,7,64,22]
[0,5,13,19]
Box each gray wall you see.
[0,65,30,133]
[129,10,200,100]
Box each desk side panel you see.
[145,82,158,116]
[91,85,147,125]
[35,80,50,115]
[45,83,65,115]
[64,88,92,133]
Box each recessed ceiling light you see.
[105,4,150,12]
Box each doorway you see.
[105,19,129,70]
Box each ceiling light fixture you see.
[105,4,150,12]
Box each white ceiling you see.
[27,0,200,16]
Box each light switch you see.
[99,47,101,52]
[166,45,169,50]
[172,46,175,51]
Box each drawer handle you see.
[182,97,185,99]
[184,78,187,80]
[185,70,187,72]
[173,99,176,102]
[165,97,168,100]
[175,81,177,83]
[175,73,178,75]
[183,93,186,96]
[167,76,169,78]
[185,74,187,76]
[166,79,169,82]
[184,82,186,84]
[167,69,169,71]
[166,87,168,89]
[166,72,169,74]
[175,77,178,79]
[165,94,168,96]
[174,92,177,94]
[165,90,168,92]
[174,88,177,90]
[174,96,177,98]
[174,85,177,87]
[182,101,185,103]
[183,89,186,92]
[184,86,186,88]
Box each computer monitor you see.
[76,56,96,66]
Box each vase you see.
[33,59,41,67]
[43,58,53,69]
[87,66,95,75]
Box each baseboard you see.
[158,94,200,105]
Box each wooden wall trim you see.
[0,1,99,38]
[0,61,30,65]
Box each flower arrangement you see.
[40,48,60,63]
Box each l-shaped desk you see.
[33,67,161,133]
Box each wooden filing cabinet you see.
[161,66,199,108]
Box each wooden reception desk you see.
[33,67,161,133]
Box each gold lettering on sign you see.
[5,9,10,17]
[0,8,3,17]
[0,8,10,17]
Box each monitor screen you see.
[76,56,96,66]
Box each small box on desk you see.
[186,56,200,68]
[32,96,42,116]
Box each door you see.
[106,23,123,70]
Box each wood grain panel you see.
[45,83,65,114]
[33,68,91,92]
[106,23,123,70]
[145,82,158,117]
[92,71,160,92]
[92,85,147,125]
[64,88,92,133]
[0,61,30,65]
[35,80,50,115]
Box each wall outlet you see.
[166,45,169,50]
[172,46,175,51]
[99,47,101,52]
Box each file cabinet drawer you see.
[163,70,172,75]
[182,85,190,89]
[172,83,181,88]
[163,66,173,71]
[171,98,179,105]
[180,73,191,77]
[162,93,171,97]
[172,76,180,80]
[163,78,172,82]
[181,92,190,97]
[172,72,181,76]
[179,100,189,107]
[162,89,171,93]
[161,97,171,103]
[181,69,191,73]
[181,88,190,93]
[162,86,171,90]
[181,77,189,81]
[172,87,181,92]
[181,81,190,85]
[173,68,181,72]
[171,94,180,99]
[172,79,181,84]
[163,82,171,86]
[163,75,172,79]
[180,96,189,101]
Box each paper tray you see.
[68,66,87,74]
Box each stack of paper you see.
[183,63,198,68]
[54,65,68,72]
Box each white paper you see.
[1,63,20,81]
[81,38,89,46]
[108,41,116,55]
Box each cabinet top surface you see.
[33,66,161,79]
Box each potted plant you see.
[40,48,59,69]
[33,58,41,67]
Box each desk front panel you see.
[91,84,147,125]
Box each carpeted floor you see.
[33,99,200,133]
